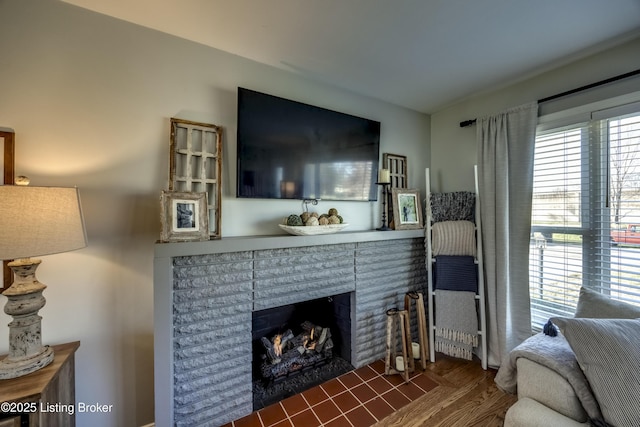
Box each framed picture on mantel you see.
[391,188,423,230]
[160,191,210,243]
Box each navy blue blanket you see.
[433,255,478,292]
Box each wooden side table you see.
[0,341,80,427]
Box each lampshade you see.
[0,186,87,260]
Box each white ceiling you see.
[62,0,640,114]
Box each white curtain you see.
[476,102,538,368]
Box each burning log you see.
[261,329,294,364]
[260,321,334,381]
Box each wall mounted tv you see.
[236,87,381,201]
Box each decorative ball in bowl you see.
[278,223,349,236]
[279,209,348,235]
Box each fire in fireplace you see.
[259,321,334,382]
[251,293,353,410]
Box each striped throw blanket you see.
[431,220,476,257]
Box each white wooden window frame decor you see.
[383,153,407,229]
[1,128,15,291]
[169,118,222,239]
[383,153,407,189]
[160,191,209,242]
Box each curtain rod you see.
[459,68,640,127]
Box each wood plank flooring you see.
[229,353,517,427]
[375,355,517,427]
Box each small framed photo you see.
[160,191,209,242]
[391,188,423,230]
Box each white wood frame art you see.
[383,153,407,229]
[169,118,222,239]
[383,153,407,189]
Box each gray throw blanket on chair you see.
[495,332,604,423]
[434,290,478,360]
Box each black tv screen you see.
[236,88,380,201]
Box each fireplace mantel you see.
[154,229,426,427]
[154,229,424,257]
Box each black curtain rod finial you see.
[460,119,477,128]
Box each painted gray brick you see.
[171,236,426,427]
[175,364,249,395]
[174,303,252,326]
[174,335,249,366]
[174,386,252,418]
[174,382,252,426]
[254,243,355,259]
[176,403,253,427]
[175,342,250,378]
[254,283,355,311]
[174,286,251,306]
[173,251,253,266]
[253,260,353,280]
[253,265,353,285]
[253,274,355,309]
[174,369,252,406]
[174,323,249,349]
[352,238,426,367]
[174,311,251,336]
[174,271,254,290]
[253,250,353,270]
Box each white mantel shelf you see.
[154,229,425,258]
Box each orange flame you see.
[273,335,282,357]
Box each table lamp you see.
[0,184,87,379]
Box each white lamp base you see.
[0,258,55,379]
[0,345,54,379]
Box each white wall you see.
[430,35,640,192]
[0,1,429,426]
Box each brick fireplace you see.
[154,229,426,427]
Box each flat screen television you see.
[236,87,381,201]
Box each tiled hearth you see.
[227,359,438,427]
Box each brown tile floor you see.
[225,359,439,427]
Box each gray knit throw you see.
[429,191,475,223]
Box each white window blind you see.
[529,106,640,329]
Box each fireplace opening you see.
[252,292,354,410]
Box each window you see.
[529,103,640,329]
